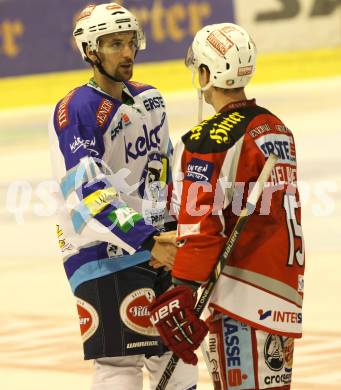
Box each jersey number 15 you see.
[283,193,305,267]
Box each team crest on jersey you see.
[264,334,284,371]
[139,152,168,202]
[139,152,168,227]
[256,331,292,388]
[120,288,159,337]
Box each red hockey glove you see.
[148,285,208,365]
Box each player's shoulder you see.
[53,85,120,132]
[246,104,294,139]
[182,102,290,154]
[181,107,252,154]
[125,80,166,113]
[124,80,157,97]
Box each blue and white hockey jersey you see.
[49,80,173,293]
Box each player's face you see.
[97,31,138,81]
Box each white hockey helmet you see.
[185,23,257,89]
[73,3,146,60]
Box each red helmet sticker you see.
[238,66,253,76]
[106,4,123,11]
[207,29,234,56]
[76,5,97,22]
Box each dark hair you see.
[199,65,244,93]
[217,86,244,94]
[199,64,209,72]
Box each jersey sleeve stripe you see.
[223,265,303,307]
[60,157,101,199]
[82,187,119,216]
[68,251,151,293]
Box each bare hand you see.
[149,257,172,271]
[150,231,177,270]
[154,230,177,245]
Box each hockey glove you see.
[148,285,208,365]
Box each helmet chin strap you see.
[93,53,123,83]
[191,68,212,123]
[197,88,203,123]
[93,49,139,84]
[96,62,123,83]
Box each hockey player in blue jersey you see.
[48,3,197,389]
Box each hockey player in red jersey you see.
[49,3,198,389]
[149,23,305,389]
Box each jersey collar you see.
[87,78,134,105]
[219,98,256,113]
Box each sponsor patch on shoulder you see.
[185,158,214,182]
[57,89,77,130]
[249,124,272,139]
[96,98,114,128]
[255,134,296,164]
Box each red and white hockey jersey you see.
[170,99,305,338]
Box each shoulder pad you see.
[125,81,156,97]
[54,87,79,131]
[54,85,119,132]
[183,111,247,153]
[183,105,274,154]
